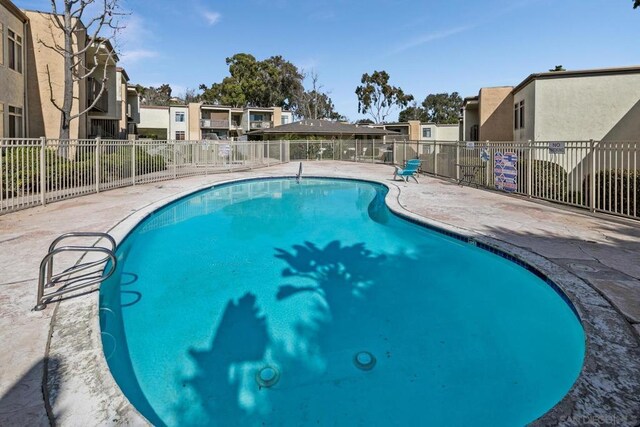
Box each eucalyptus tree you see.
[355,70,413,123]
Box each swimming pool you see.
[100,178,585,426]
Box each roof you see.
[248,119,398,136]
[117,67,130,81]
[1,0,28,22]
[514,65,640,93]
[140,105,169,110]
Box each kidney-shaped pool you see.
[100,178,585,426]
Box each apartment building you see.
[114,68,140,139]
[139,103,293,140]
[0,0,28,137]
[460,66,640,142]
[369,120,459,142]
[0,1,141,140]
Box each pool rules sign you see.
[494,151,518,192]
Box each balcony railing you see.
[200,119,229,129]
[250,121,273,129]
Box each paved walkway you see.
[0,161,638,425]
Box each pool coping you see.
[44,174,640,426]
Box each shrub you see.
[1,145,166,198]
[583,169,640,216]
[520,159,568,199]
[0,147,79,197]
[101,147,166,180]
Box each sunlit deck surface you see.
[1,161,639,425]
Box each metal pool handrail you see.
[34,232,117,311]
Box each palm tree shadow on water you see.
[176,239,432,425]
[174,293,270,425]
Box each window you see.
[250,114,264,122]
[175,111,185,122]
[8,106,23,137]
[422,128,432,139]
[514,100,525,130]
[175,131,185,140]
[281,115,290,125]
[8,29,22,73]
[0,24,4,66]
[470,124,479,141]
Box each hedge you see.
[1,146,166,198]
[583,169,640,216]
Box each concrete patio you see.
[0,161,639,425]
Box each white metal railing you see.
[392,139,638,220]
[1,138,286,214]
[250,121,273,129]
[200,119,230,129]
[1,138,638,220]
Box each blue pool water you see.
[100,178,585,426]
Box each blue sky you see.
[16,0,640,121]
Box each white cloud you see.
[117,15,160,66]
[204,11,221,26]
[120,49,159,64]
[392,25,475,54]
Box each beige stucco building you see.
[139,104,293,141]
[0,2,141,140]
[0,0,28,137]
[461,66,640,142]
[370,120,459,142]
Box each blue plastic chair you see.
[393,159,421,183]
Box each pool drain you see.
[256,366,280,388]
[354,351,376,371]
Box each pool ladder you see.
[34,232,118,311]
[296,162,303,183]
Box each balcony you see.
[250,121,273,129]
[200,119,229,129]
[87,77,109,113]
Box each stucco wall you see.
[463,108,479,141]
[188,103,200,139]
[535,73,640,141]
[169,106,188,139]
[139,106,169,129]
[25,11,86,139]
[479,87,513,141]
[434,124,459,141]
[513,81,535,142]
[0,4,25,136]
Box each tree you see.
[398,101,429,122]
[355,70,413,123]
[200,78,246,107]
[138,84,173,106]
[183,88,201,103]
[295,71,344,120]
[354,119,374,125]
[41,0,125,141]
[263,55,304,109]
[635,0,639,8]
[549,65,566,72]
[200,53,304,109]
[422,92,462,124]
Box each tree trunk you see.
[58,3,75,156]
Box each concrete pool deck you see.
[0,161,639,425]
